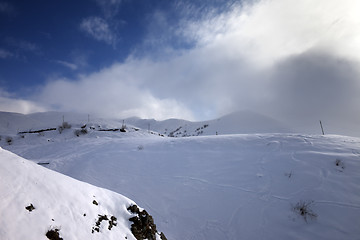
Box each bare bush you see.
[335,159,345,170]
[74,128,88,137]
[293,200,317,222]
[6,136,13,145]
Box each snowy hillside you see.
[0,111,142,136]
[0,147,166,240]
[1,111,360,239]
[125,110,294,137]
[0,110,293,139]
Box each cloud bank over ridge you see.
[2,0,360,135]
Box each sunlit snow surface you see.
[1,112,360,239]
[0,147,137,240]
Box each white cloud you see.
[80,16,116,46]
[54,60,78,70]
[18,41,39,52]
[0,1,14,15]
[144,0,360,122]
[0,90,46,114]
[178,0,360,67]
[95,0,122,18]
[37,66,194,120]
[23,0,360,135]
[0,49,14,59]
[5,37,41,54]
[78,0,123,47]
[70,50,89,69]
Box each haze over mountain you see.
[0,110,323,137]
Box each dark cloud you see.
[264,50,360,134]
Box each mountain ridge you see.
[0,110,293,137]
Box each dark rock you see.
[46,229,63,240]
[92,214,118,233]
[127,204,167,240]
[25,204,35,212]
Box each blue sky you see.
[0,0,187,91]
[1,0,360,136]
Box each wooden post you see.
[319,120,325,135]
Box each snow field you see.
[3,130,360,240]
[0,147,138,240]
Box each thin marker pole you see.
[319,120,325,135]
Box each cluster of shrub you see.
[167,124,210,137]
[58,122,72,134]
[58,122,88,137]
[0,136,13,145]
[14,120,129,139]
[74,126,88,137]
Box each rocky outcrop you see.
[127,205,167,240]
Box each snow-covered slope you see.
[0,147,132,239]
[0,147,165,240]
[0,112,41,134]
[0,111,129,136]
[1,111,360,240]
[0,110,293,139]
[125,110,293,137]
